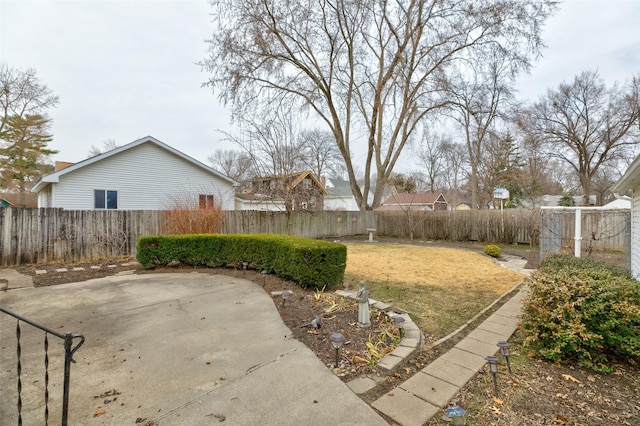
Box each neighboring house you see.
[235,170,327,211]
[0,192,38,208]
[602,197,632,210]
[324,178,359,211]
[31,136,238,210]
[540,194,596,207]
[454,202,472,211]
[375,192,448,211]
[612,154,640,280]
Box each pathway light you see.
[393,316,405,338]
[497,341,512,374]
[445,405,467,426]
[329,332,345,368]
[485,355,500,397]
[281,290,292,307]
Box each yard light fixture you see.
[261,270,267,287]
[242,261,248,270]
[281,290,293,307]
[393,316,406,338]
[445,405,467,426]
[497,341,512,374]
[329,332,345,368]
[485,355,500,397]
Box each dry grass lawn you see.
[343,243,524,340]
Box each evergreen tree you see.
[0,114,57,191]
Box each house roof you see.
[612,153,640,192]
[0,192,38,208]
[251,170,328,195]
[374,204,434,212]
[381,192,446,206]
[325,178,353,198]
[31,136,238,192]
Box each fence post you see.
[574,208,582,258]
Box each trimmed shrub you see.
[521,254,640,371]
[136,234,346,289]
[483,244,502,258]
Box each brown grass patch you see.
[343,243,524,339]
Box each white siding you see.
[324,196,360,211]
[632,187,640,280]
[38,185,53,208]
[51,142,235,210]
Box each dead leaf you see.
[552,414,568,424]
[490,405,502,415]
[587,375,596,382]
[562,374,581,383]
[94,408,106,417]
[352,355,368,364]
[492,397,504,405]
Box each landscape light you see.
[497,341,512,374]
[393,316,406,338]
[445,405,467,426]
[242,261,248,270]
[261,270,267,287]
[329,332,345,368]
[281,290,292,307]
[485,355,500,397]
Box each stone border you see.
[335,290,424,374]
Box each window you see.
[302,178,312,189]
[199,194,216,209]
[94,190,117,209]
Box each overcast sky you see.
[1,0,639,167]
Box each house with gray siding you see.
[612,153,640,280]
[32,136,237,210]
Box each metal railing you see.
[1,307,84,426]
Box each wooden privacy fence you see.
[375,209,540,244]
[540,208,631,261]
[0,206,597,267]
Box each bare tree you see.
[207,148,253,182]
[519,70,640,205]
[298,129,345,179]
[414,129,450,192]
[445,51,520,209]
[1,64,59,192]
[201,0,555,210]
[223,106,306,178]
[87,138,120,157]
[0,63,59,136]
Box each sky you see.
[1,0,639,168]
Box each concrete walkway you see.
[370,258,534,425]
[1,256,534,425]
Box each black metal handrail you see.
[1,306,85,426]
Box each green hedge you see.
[521,254,640,371]
[136,234,347,289]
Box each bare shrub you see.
[163,193,224,235]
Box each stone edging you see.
[334,290,423,374]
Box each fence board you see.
[1,207,628,267]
